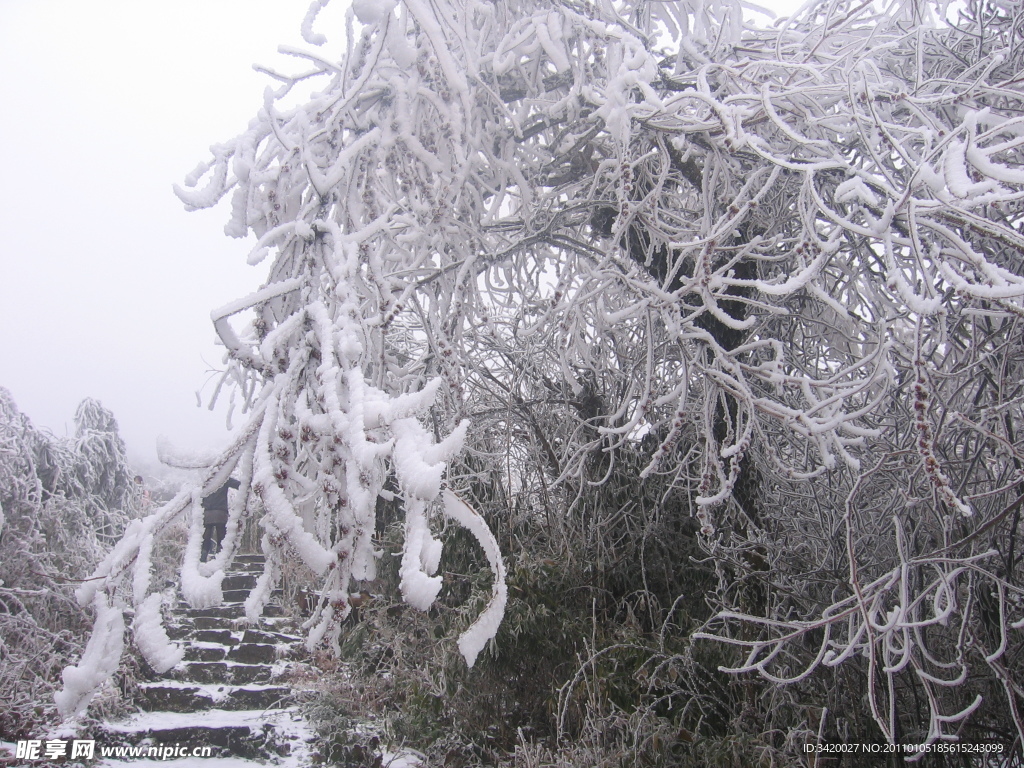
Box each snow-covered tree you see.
[66,399,137,543]
[64,0,1024,751]
[0,390,137,737]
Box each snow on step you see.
[96,555,322,764]
[241,628,303,645]
[226,642,281,664]
[99,758,268,768]
[137,680,293,712]
[99,707,315,765]
[191,629,242,645]
[105,705,306,733]
[222,574,258,590]
[169,661,276,685]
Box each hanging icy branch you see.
[443,490,508,667]
[54,593,125,720]
[60,0,1024,745]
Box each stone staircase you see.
[97,554,317,765]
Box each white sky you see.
[0,0,802,472]
[0,0,317,469]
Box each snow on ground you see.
[92,706,423,767]
[99,758,269,768]
[102,706,309,733]
[96,752,423,768]
[137,680,287,691]
[382,749,426,768]
[3,707,424,768]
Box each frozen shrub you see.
[0,390,138,737]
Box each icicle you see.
[132,593,184,674]
[442,491,507,668]
[55,592,125,720]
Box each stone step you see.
[100,707,309,762]
[226,643,281,665]
[186,603,285,620]
[169,661,276,685]
[192,616,245,631]
[186,613,286,634]
[178,593,284,615]
[192,629,242,645]
[184,645,228,662]
[222,588,282,604]
[241,628,303,646]
[221,686,294,711]
[223,573,258,590]
[137,683,294,713]
[165,623,194,641]
[187,605,245,620]
[233,554,267,564]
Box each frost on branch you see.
[59,307,507,714]
[65,0,1024,747]
[443,490,508,668]
[1,391,142,732]
[54,593,124,721]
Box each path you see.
[96,554,316,766]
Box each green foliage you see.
[308,430,757,765]
[305,687,385,768]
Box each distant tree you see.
[0,390,137,737]
[66,398,137,544]
[65,0,1024,753]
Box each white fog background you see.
[0,0,318,469]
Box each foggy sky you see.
[0,0,318,469]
